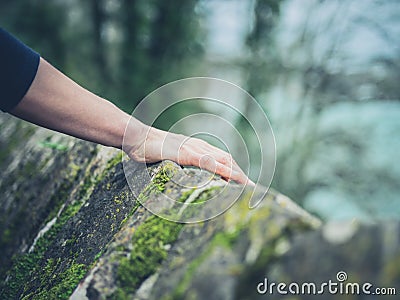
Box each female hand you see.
[11,58,252,185]
[124,125,253,185]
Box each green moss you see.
[2,159,177,299]
[192,186,223,204]
[171,253,206,299]
[42,161,85,225]
[152,163,175,192]
[0,121,36,166]
[94,250,104,261]
[90,151,124,186]
[113,216,184,298]
[114,195,123,205]
[1,228,12,244]
[172,188,271,297]
[106,151,124,171]
[172,186,223,221]
[25,261,87,300]
[212,230,241,249]
[145,162,177,196]
[234,238,279,300]
[38,156,52,171]
[0,155,88,293]
[171,186,224,221]
[172,228,242,299]
[0,196,86,299]
[136,162,177,207]
[172,213,280,299]
[177,188,197,203]
[94,151,124,186]
[1,147,120,299]
[68,162,80,178]
[38,141,69,151]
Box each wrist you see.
[121,116,149,155]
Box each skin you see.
[11,58,253,185]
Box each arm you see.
[11,58,252,185]
[11,58,133,149]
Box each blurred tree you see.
[0,0,68,68]
[117,0,151,112]
[239,0,282,182]
[245,0,400,220]
[89,0,110,85]
[1,0,202,118]
[117,0,202,118]
[245,0,281,95]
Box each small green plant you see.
[38,141,69,151]
[114,215,184,298]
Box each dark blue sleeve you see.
[0,28,40,112]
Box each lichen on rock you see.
[1,114,399,300]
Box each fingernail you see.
[247,180,256,187]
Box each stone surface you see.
[0,113,399,300]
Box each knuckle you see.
[202,156,213,166]
[216,164,230,175]
[221,154,234,166]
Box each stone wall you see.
[0,114,399,299]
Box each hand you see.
[8,57,251,187]
[124,125,253,185]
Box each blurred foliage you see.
[245,0,281,95]
[0,0,68,66]
[244,0,400,220]
[0,0,203,115]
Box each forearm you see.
[9,58,250,185]
[11,58,145,149]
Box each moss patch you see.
[0,195,86,299]
[113,216,184,299]
[38,140,69,151]
[192,186,223,204]
[139,162,178,200]
[0,121,36,166]
[177,188,197,203]
[42,162,84,224]
[0,156,89,292]
[171,228,241,299]
[120,162,177,228]
[95,151,124,184]
[0,146,122,299]
[22,260,87,300]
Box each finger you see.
[212,153,246,179]
[214,162,250,185]
[198,154,218,174]
[185,152,252,185]
[198,142,243,171]
[194,145,251,184]
[178,139,253,185]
